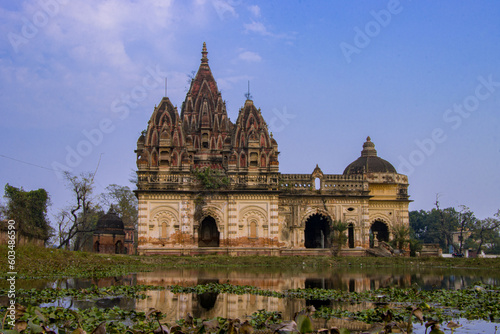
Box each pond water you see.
[17,266,500,333]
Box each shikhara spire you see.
[136,43,278,172]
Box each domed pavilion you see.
[93,206,127,254]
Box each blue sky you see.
[0,0,499,221]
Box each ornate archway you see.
[304,213,331,249]
[198,216,219,247]
[370,220,389,247]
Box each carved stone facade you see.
[135,44,410,256]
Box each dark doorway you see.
[198,216,220,247]
[348,224,355,248]
[370,220,389,247]
[115,240,123,254]
[304,214,331,248]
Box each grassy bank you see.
[2,244,500,279]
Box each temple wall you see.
[137,175,409,255]
[137,193,283,253]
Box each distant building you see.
[134,43,410,256]
[93,207,135,254]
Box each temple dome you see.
[94,206,125,235]
[343,137,397,175]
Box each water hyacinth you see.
[1,283,499,333]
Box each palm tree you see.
[391,224,410,251]
[331,220,349,251]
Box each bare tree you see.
[56,171,95,250]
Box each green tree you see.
[410,203,500,255]
[409,209,443,244]
[487,232,500,254]
[2,184,52,242]
[410,199,461,252]
[390,224,410,251]
[433,199,461,252]
[468,210,500,255]
[100,184,138,228]
[455,206,476,255]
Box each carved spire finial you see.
[361,136,377,157]
[201,42,208,63]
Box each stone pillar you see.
[180,197,192,246]
[227,196,238,247]
[354,227,361,247]
[137,195,149,254]
[361,203,370,249]
[269,196,279,246]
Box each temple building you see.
[93,207,135,255]
[135,43,410,256]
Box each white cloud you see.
[244,20,270,36]
[238,50,262,62]
[0,0,183,130]
[212,0,238,20]
[243,20,294,41]
[248,5,261,17]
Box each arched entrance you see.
[198,216,220,247]
[115,240,123,254]
[304,214,331,248]
[370,220,389,247]
[348,224,355,248]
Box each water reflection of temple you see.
[134,269,412,328]
[35,268,499,333]
[134,269,412,293]
[135,289,378,332]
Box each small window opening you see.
[314,178,321,190]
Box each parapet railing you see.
[279,174,367,192]
[137,171,372,193]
